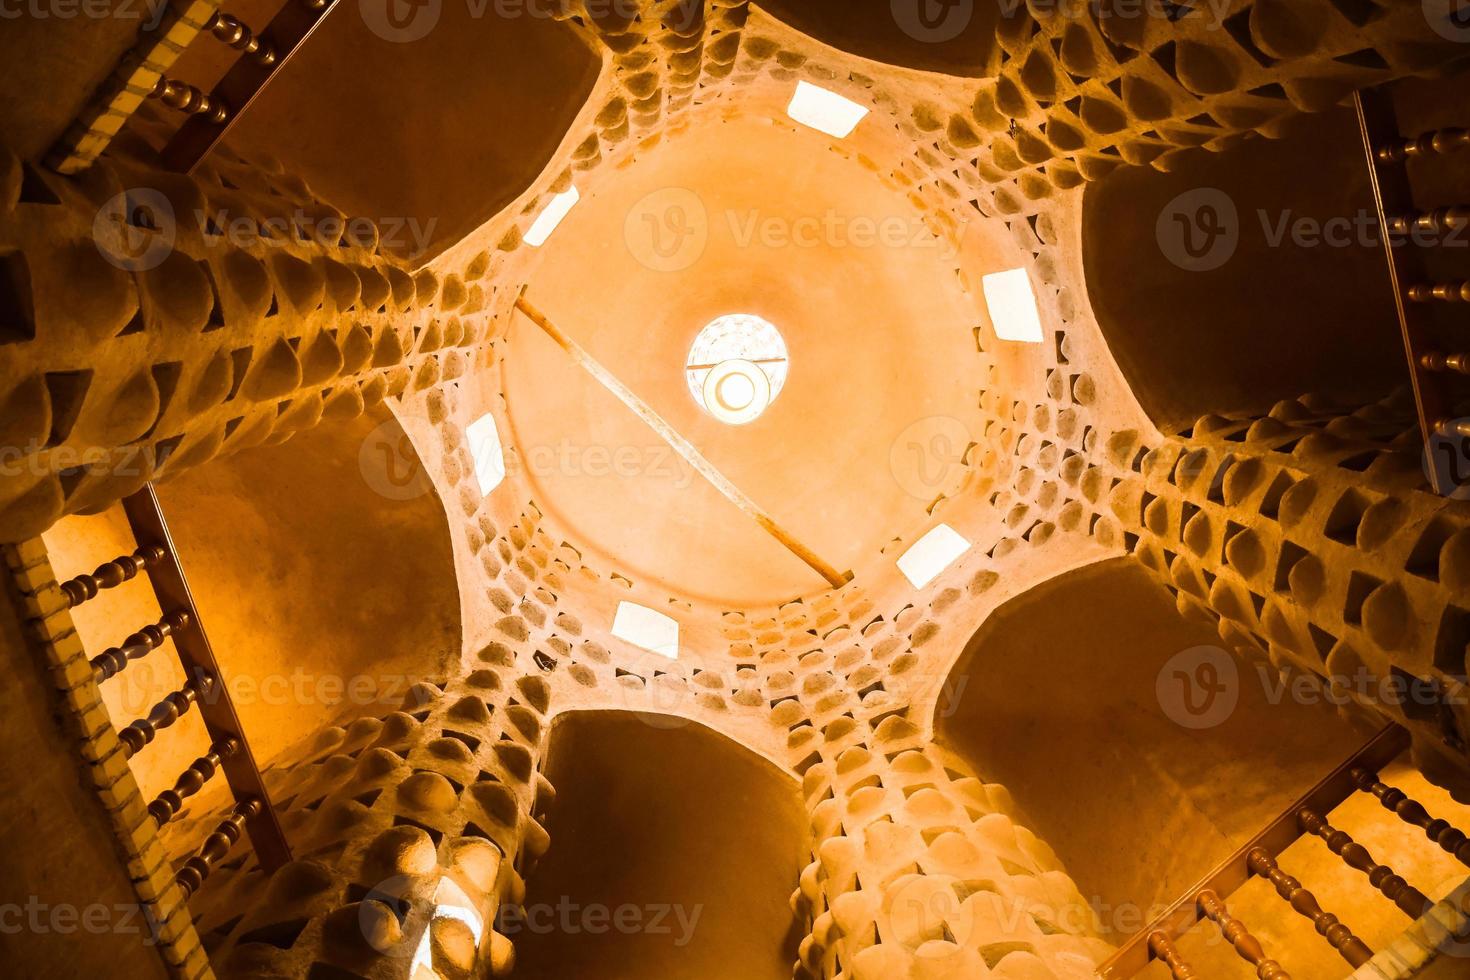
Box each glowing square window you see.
[786,81,869,139]
[466,414,506,496]
[611,601,679,659]
[524,186,580,247]
[897,524,972,589]
[982,267,1045,343]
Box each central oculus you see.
[685,314,788,425]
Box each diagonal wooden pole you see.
[514,289,852,590]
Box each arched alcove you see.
[933,558,1363,937]
[211,2,601,262]
[513,710,810,979]
[1082,108,1405,435]
[754,0,1007,75]
[41,405,461,803]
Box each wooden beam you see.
[514,290,853,590]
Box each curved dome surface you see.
[500,115,986,606]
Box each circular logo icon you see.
[890,415,973,500]
[359,0,442,43]
[885,874,974,951]
[1155,187,1239,272]
[1156,645,1239,730]
[359,417,434,501]
[93,188,176,272]
[616,670,695,730]
[1424,0,1470,43]
[624,187,708,272]
[1424,421,1470,500]
[891,0,974,43]
[1428,874,1470,958]
[357,875,416,956]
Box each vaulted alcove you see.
[40,406,461,802]
[513,710,810,979]
[934,558,1364,937]
[1083,109,1405,435]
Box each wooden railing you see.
[1354,86,1470,497]
[1096,724,1470,978]
[157,0,343,174]
[45,0,342,176]
[59,484,290,897]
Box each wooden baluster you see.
[1147,931,1199,979]
[205,12,277,67]
[1407,281,1470,303]
[118,674,213,759]
[1377,127,1470,163]
[147,739,238,826]
[1299,807,1432,918]
[1353,768,1470,869]
[90,611,190,682]
[175,799,260,899]
[59,546,165,608]
[1246,847,1373,967]
[1421,352,1470,376]
[1198,890,1291,979]
[148,77,229,124]
[1387,205,1470,238]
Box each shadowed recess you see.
[935,558,1363,937]
[1082,109,1404,435]
[221,5,601,262]
[754,0,1008,76]
[513,711,810,980]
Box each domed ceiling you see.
[501,113,987,605]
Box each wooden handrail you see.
[161,0,344,173]
[1353,87,1468,497]
[1096,724,1410,979]
[120,484,292,874]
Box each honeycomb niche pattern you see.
[3,2,1470,980]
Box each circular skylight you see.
[686,315,788,424]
